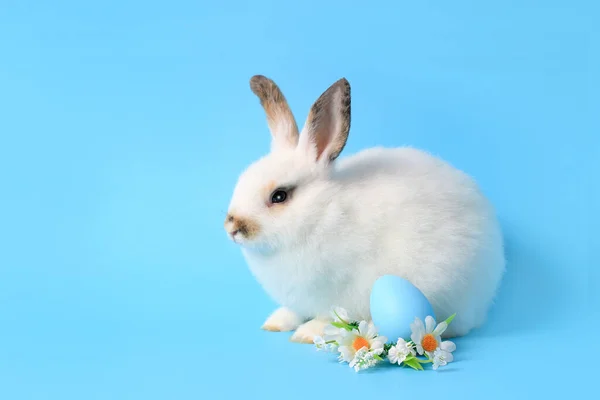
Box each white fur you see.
[227,81,505,340]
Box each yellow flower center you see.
[422,334,438,352]
[352,336,370,351]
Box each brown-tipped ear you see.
[250,75,299,151]
[300,78,351,163]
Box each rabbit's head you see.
[224,75,351,252]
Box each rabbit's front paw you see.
[261,307,302,332]
[290,319,329,344]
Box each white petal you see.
[388,347,398,362]
[444,350,454,363]
[370,339,383,350]
[411,328,424,344]
[432,321,448,337]
[440,340,456,353]
[358,320,369,336]
[323,325,339,335]
[403,340,416,355]
[366,321,378,339]
[415,344,425,355]
[410,333,418,344]
[338,330,357,346]
[339,346,354,362]
[370,339,385,354]
[425,315,436,333]
[411,317,425,334]
[323,330,342,342]
[373,336,387,347]
[332,307,350,322]
[330,310,337,321]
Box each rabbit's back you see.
[332,146,505,337]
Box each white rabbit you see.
[224,75,505,343]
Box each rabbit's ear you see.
[250,75,299,151]
[299,78,351,164]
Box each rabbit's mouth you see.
[224,212,261,245]
[228,229,243,244]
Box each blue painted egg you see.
[370,275,435,342]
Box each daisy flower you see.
[338,321,387,363]
[432,341,456,370]
[410,316,448,357]
[388,338,416,365]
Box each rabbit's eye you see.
[270,189,288,204]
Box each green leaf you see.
[401,361,416,370]
[403,357,424,371]
[444,313,457,326]
[414,360,425,371]
[331,321,353,331]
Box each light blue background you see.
[0,1,596,399]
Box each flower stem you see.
[333,309,348,324]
